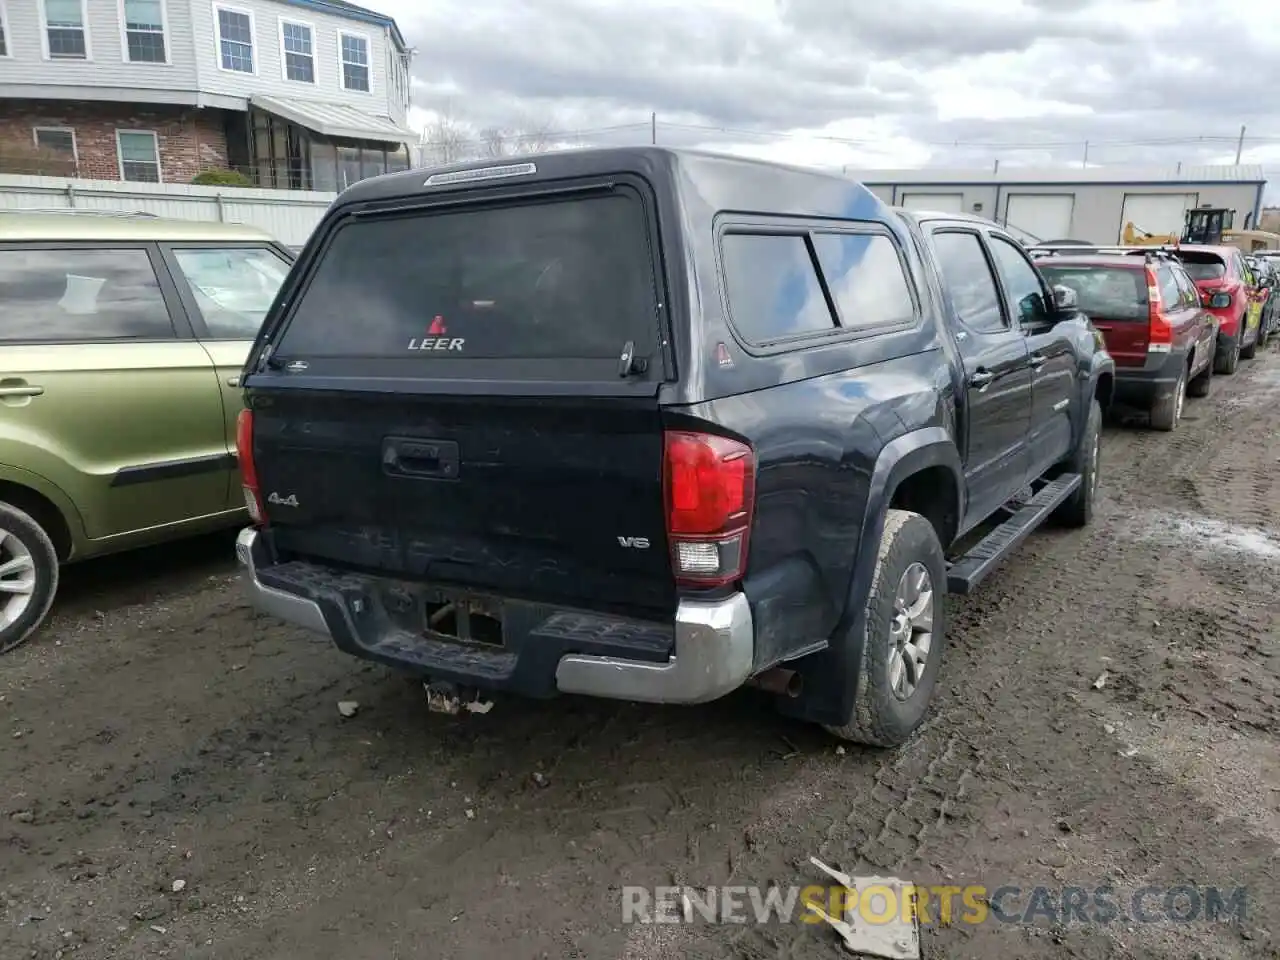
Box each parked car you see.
[235,147,1113,748]
[1037,251,1217,430]
[0,210,294,653]
[1245,256,1279,346]
[1128,245,1261,373]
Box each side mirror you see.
[1051,284,1078,311]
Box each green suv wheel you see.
[0,502,59,656]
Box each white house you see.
[0,0,414,190]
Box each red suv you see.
[1038,252,1218,431]
[1164,245,1262,374]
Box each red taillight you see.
[1145,266,1173,349]
[236,408,266,526]
[663,431,755,587]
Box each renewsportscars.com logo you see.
[621,883,1249,927]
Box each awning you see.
[249,95,414,146]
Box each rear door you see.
[926,227,1032,524]
[246,182,677,617]
[1170,264,1216,374]
[159,242,294,510]
[0,241,227,541]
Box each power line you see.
[414,117,1280,155]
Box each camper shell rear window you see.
[271,186,663,378]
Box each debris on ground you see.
[171,880,186,893]
[808,856,920,959]
[337,701,359,719]
[1092,671,1110,690]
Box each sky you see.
[372,0,1280,191]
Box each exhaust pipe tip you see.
[748,667,802,698]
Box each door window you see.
[0,246,174,342]
[929,230,1006,333]
[169,246,291,339]
[988,235,1050,326]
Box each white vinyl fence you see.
[0,174,337,247]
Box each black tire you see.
[1187,359,1212,399]
[0,501,59,656]
[824,509,946,748]
[1054,398,1102,528]
[1215,333,1240,375]
[1149,368,1185,432]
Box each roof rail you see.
[3,207,159,219]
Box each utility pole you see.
[650,112,656,145]
[1235,124,1246,164]
[1082,141,1089,168]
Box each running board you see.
[946,474,1082,595]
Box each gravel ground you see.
[3,347,1279,960]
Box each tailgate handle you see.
[382,437,459,480]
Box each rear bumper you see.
[235,527,755,705]
[1112,347,1186,407]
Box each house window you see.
[339,32,369,92]
[34,127,77,162]
[280,20,314,83]
[0,2,10,58]
[123,0,166,63]
[117,130,161,182]
[215,6,254,73]
[44,0,88,59]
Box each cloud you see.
[375,0,1280,191]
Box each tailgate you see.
[253,391,675,616]
[246,178,677,617]
[1037,263,1149,367]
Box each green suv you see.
[0,211,294,653]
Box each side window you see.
[169,246,292,339]
[720,233,836,344]
[987,235,1050,325]
[1172,266,1198,307]
[0,247,174,343]
[811,233,916,331]
[929,230,1006,333]
[1156,265,1181,309]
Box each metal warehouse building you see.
[847,165,1267,245]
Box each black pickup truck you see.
[235,148,1114,747]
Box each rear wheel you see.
[1187,359,1212,398]
[1215,333,1241,375]
[824,509,946,748]
[1149,369,1185,432]
[0,502,59,656]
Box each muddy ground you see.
[4,350,1280,960]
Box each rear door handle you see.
[0,385,44,397]
[1028,353,1048,369]
[968,369,996,389]
[226,376,240,387]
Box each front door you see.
[986,233,1076,478]
[0,243,227,543]
[159,242,295,510]
[928,228,1033,526]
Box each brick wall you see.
[0,100,230,184]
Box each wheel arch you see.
[0,467,85,562]
[776,427,963,727]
